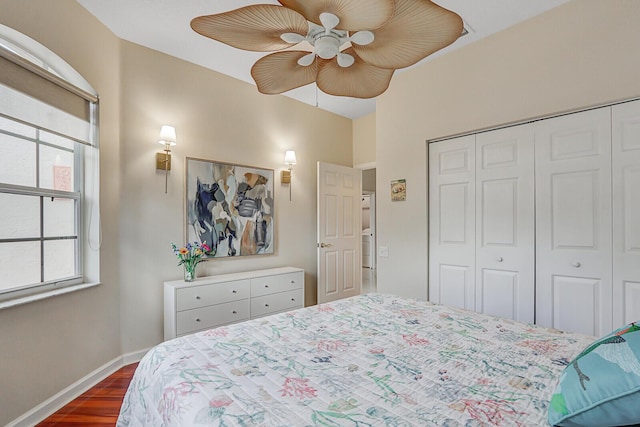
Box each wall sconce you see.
[156,125,177,193]
[281,150,296,201]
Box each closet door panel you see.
[479,269,518,320]
[613,100,640,326]
[475,124,534,323]
[536,107,612,336]
[552,276,602,336]
[429,136,475,310]
[439,264,474,309]
[551,171,598,248]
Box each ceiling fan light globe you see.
[280,32,306,44]
[297,52,316,66]
[319,12,340,31]
[349,30,374,46]
[337,52,355,68]
[315,36,339,59]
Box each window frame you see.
[0,24,100,306]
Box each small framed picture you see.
[391,179,406,202]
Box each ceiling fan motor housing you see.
[314,34,341,59]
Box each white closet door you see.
[475,125,535,323]
[429,136,475,310]
[535,107,612,337]
[612,100,640,326]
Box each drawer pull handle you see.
[291,280,295,283]
[195,318,201,322]
[232,310,237,314]
[572,261,581,268]
[265,304,269,307]
[291,298,295,301]
[496,257,503,263]
[196,296,201,299]
[232,290,237,294]
[264,284,269,288]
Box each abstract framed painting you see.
[185,157,274,258]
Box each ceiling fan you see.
[191,0,463,99]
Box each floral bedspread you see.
[117,294,593,426]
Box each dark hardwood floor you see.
[36,363,137,426]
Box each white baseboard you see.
[7,348,151,427]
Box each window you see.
[0,25,99,303]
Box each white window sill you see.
[0,282,101,310]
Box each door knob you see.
[319,242,334,248]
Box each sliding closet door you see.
[429,136,475,310]
[535,107,612,337]
[475,125,535,323]
[612,100,640,326]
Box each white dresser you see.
[164,267,304,340]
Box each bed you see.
[117,294,597,426]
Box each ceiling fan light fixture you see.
[349,30,375,46]
[297,52,316,66]
[192,0,463,98]
[337,52,355,68]
[315,36,340,59]
[280,32,306,43]
[319,12,340,32]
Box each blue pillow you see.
[548,322,640,427]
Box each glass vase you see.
[184,265,196,282]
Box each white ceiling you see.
[76,0,569,119]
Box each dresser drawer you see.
[250,272,303,297]
[176,279,250,311]
[251,288,303,318]
[165,267,304,340]
[176,299,250,336]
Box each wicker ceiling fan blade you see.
[277,0,395,31]
[352,0,463,69]
[316,48,394,99]
[191,5,309,52]
[251,51,318,95]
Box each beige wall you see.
[118,40,352,352]
[362,169,376,193]
[0,1,352,424]
[0,0,122,424]
[353,111,376,166]
[375,0,640,299]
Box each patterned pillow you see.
[548,322,640,427]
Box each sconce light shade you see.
[158,125,177,146]
[284,150,297,166]
[157,125,177,194]
[282,150,296,201]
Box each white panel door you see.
[535,107,612,336]
[429,136,475,310]
[475,124,535,323]
[613,100,640,326]
[317,162,362,304]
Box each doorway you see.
[361,168,376,293]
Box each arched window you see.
[0,24,100,305]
